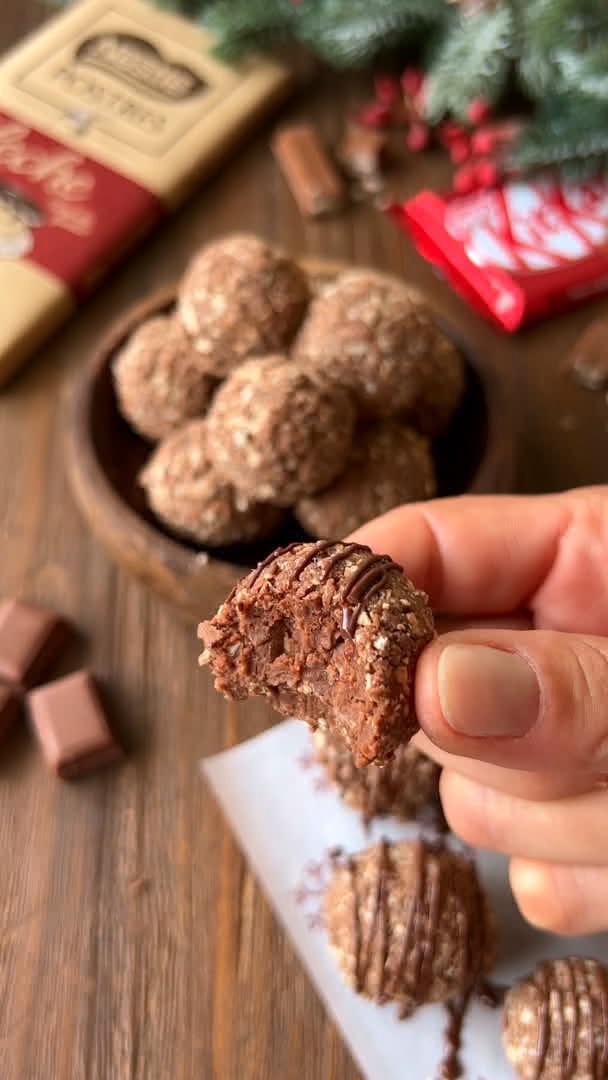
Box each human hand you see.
[351,486,608,936]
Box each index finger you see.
[349,491,571,617]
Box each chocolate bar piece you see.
[0,684,20,741]
[272,124,345,217]
[0,599,70,689]
[567,320,608,390]
[336,123,388,180]
[28,671,123,779]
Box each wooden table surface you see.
[2,5,608,1079]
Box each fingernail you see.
[437,644,539,737]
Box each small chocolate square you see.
[0,599,70,689]
[0,684,20,740]
[568,320,608,390]
[28,671,123,779]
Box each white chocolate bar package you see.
[0,0,290,384]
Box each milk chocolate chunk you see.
[567,320,608,390]
[28,671,123,779]
[312,729,440,825]
[0,599,70,689]
[198,540,435,765]
[0,684,20,741]
[272,124,345,218]
[336,123,388,183]
[325,839,496,1079]
[503,957,608,1080]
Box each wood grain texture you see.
[1,4,608,1080]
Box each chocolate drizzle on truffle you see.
[246,540,405,639]
[199,539,435,765]
[533,958,608,1080]
[338,838,493,1080]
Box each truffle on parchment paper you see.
[312,727,441,825]
[324,838,495,1014]
[503,957,608,1080]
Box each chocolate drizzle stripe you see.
[535,964,550,1080]
[563,960,577,1077]
[531,958,608,1080]
[320,542,366,580]
[246,541,303,590]
[291,538,340,581]
[599,964,608,1073]
[341,840,493,1080]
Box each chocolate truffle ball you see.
[206,355,356,507]
[296,421,436,538]
[325,838,495,1016]
[503,958,608,1080]
[139,419,284,546]
[178,233,310,377]
[293,269,465,433]
[112,314,216,441]
[312,729,440,825]
[198,540,435,765]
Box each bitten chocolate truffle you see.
[112,314,216,441]
[325,839,495,1016]
[312,729,440,825]
[139,419,285,547]
[503,957,608,1080]
[293,269,465,433]
[296,421,436,538]
[206,355,356,507]
[178,233,309,376]
[198,540,435,765]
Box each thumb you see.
[415,628,608,774]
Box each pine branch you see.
[200,0,296,59]
[295,0,447,69]
[424,6,514,123]
[510,93,608,171]
[205,0,447,68]
[517,0,608,100]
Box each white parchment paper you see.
[202,719,608,1080]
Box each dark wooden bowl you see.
[66,258,514,622]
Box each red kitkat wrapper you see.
[390,177,608,331]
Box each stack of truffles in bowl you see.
[112,233,465,549]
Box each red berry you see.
[449,136,471,164]
[471,128,497,155]
[406,122,430,152]
[452,164,476,194]
[374,75,400,105]
[355,103,393,128]
[438,121,468,146]
[467,98,491,126]
[401,66,424,97]
[475,159,499,188]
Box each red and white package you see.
[391,177,608,331]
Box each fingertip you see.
[509,859,581,936]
